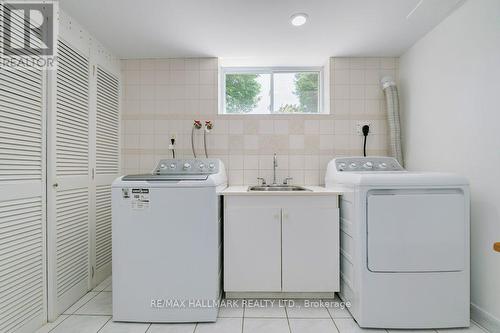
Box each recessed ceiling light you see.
[290,13,308,26]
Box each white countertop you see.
[221,185,346,196]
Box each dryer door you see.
[367,189,466,272]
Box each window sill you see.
[218,112,330,116]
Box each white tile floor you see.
[36,276,490,333]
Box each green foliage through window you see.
[277,104,301,113]
[294,73,319,113]
[225,74,262,114]
[223,68,321,114]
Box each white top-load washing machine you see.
[112,159,227,323]
[325,157,470,329]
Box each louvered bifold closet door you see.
[48,40,91,316]
[0,65,47,333]
[93,66,119,283]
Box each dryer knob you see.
[378,162,387,169]
[183,163,191,170]
[208,163,215,169]
[169,163,176,169]
[364,162,373,169]
[198,163,205,169]
[349,162,357,169]
[160,163,167,169]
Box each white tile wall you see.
[121,57,397,185]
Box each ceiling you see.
[59,0,463,64]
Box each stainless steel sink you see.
[248,185,310,192]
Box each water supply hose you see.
[192,120,202,158]
[170,135,176,158]
[203,121,213,158]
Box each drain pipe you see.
[381,76,404,166]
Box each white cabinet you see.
[224,207,282,292]
[224,195,339,294]
[282,206,338,292]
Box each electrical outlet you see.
[356,121,371,136]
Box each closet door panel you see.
[95,184,111,272]
[0,66,47,333]
[96,67,120,176]
[93,67,120,283]
[48,39,91,318]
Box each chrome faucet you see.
[273,153,278,185]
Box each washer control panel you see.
[154,159,220,175]
[335,157,403,172]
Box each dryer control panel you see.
[153,159,220,175]
[335,157,403,172]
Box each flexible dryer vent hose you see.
[381,77,404,167]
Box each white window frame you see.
[220,67,325,115]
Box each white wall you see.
[121,57,397,185]
[399,0,500,330]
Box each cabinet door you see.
[224,207,282,292]
[282,207,339,292]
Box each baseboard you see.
[93,263,112,288]
[471,303,500,333]
[225,292,336,299]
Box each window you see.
[221,67,323,114]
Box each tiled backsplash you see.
[121,57,398,185]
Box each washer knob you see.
[199,163,205,169]
[364,162,373,169]
[160,163,166,169]
[183,163,191,170]
[378,162,387,169]
[169,163,176,169]
[349,162,357,169]
[208,163,215,169]
[338,162,346,171]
